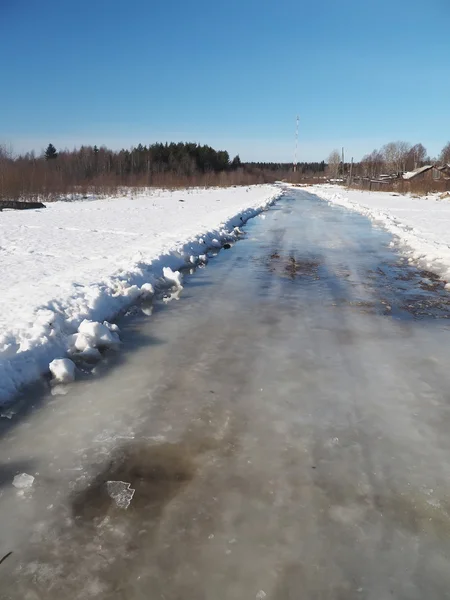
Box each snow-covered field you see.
[0,185,282,404]
[305,184,450,282]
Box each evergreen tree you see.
[45,143,58,160]
[231,155,241,169]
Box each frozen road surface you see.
[2,189,450,599]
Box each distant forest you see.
[3,137,450,202]
[0,141,325,201]
[243,161,326,174]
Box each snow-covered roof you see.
[402,165,433,180]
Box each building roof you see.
[402,165,433,180]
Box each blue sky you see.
[1,0,449,161]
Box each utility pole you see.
[293,115,299,173]
[341,147,345,178]
[349,157,354,187]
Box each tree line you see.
[0,142,273,201]
[327,141,450,179]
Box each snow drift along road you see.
[305,185,450,285]
[0,185,282,404]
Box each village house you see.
[437,164,450,179]
[402,164,450,181]
[402,165,443,181]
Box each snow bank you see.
[0,185,282,404]
[304,184,450,280]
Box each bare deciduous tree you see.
[406,143,428,171]
[327,150,341,178]
[360,149,384,178]
[440,142,450,165]
[381,141,411,173]
[382,142,397,173]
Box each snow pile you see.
[162,267,183,289]
[49,358,76,383]
[0,185,282,404]
[75,320,120,350]
[304,184,450,281]
[66,319,121,363]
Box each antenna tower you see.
[293,115,299,172]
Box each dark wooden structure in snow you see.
[0,200,46,211]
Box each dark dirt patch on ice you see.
[359,259,450,320]
[283,256,321,280]
[255,251,323,281]
[72,441,197,523]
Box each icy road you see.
[2,189,450,599]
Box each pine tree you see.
[231,155,241,169]
[45,143,58,160]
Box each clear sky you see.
[1,0,449,162]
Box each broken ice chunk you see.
[50,384,69,396]
[1,408,15,419]
[13,473,35,489]
[106,481,135,509]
